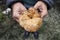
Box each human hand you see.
[34,1,48,18]
[12,3,27,22]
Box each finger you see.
[39,5,48,18]
[39,6,48,18]
[12,3,27,11]
[18,10,23,14]
[41,10,48,18]
[13,17,19,22]
[34,1,41,9]
[12,2,27,15]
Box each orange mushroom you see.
[18,7,43,32]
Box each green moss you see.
[0,13,5,22]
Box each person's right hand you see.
[12,2,27,22]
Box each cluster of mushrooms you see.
[18,7,43,32]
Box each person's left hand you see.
[34,1,48,18]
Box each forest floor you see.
[0,5,60,40]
